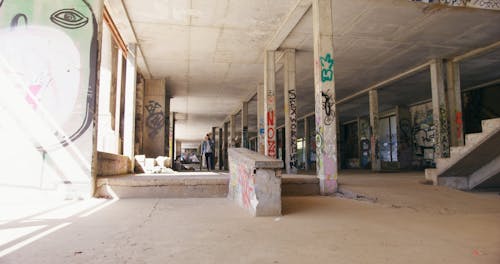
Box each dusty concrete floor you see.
[1,171,500,264]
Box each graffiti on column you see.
[0,0,98,150]
[267,110,276,157]
[266,87,276,157]
[315,52,338,191]
[438,104,450,157]
[320,54,334,82]
[144,100,164,138]
[321,91,334,125]
[455,111,463,139]
[288,89,297,170]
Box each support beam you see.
[336,62,430,105]
[304,116,310,171]
[219,127,223,170]
[264,51,277,158]
[284,49,298,174]
[369,90,381,171]
[123,43,137,170]
[257,84,266,154]
[169,112,175,161]
[241,102,249,149]
[452,40,500,62]
[230,114,236,148]
[312,0,338,194]
[446,61,464,147]
[114,49,124,154]
[223,122,229,170]
[430,59,450,158]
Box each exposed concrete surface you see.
[1,177,499,263]
[228,148,282,216]
[97,152,131,176]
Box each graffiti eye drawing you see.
[50,9,88,29]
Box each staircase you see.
[425,118,500,190]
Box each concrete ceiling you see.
[110,0,500,141]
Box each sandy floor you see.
[1,171,499,264]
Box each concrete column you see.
[134,76,144,155]
[430,59,450,158]
[283,49,298,174]
[142,79,166,157]
[369,90,381,171]
[168,112,175,161]
[123,43,137,169]
[241,102,249,149]
[304,116,310,171]
[264,50,277,158]
[446,61,464,147]
[257,84,265,154]
[164,96,171,156]
[97,23,114,153]
[175,140,182,157]
[114,50,124,154]
[312,0,338,194]
[223,122,229,170]
[230,114,236,147]
[219,127,223,170]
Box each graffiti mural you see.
[0,0,98,150]
[144,100,164,138]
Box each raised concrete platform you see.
[96,172,320,198]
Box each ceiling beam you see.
[104,0,151,79]
[337,62,431,105]
[452,40,500,63]
[265,0,312,51]
[224,0,311,126]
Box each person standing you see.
[201,134,215,171]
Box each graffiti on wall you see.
[437,104,450,157]
[321,91,334,126]
[410,0,500,10]
[0,0,98,150]
[229,161,256,210]
[288,89,298,170]
[144,100,164,138]
[411,103,436,167]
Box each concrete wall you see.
[142,79,166,157]
[0,0,102,200]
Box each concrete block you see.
[97,152,131,176]
[228,148,283,216]
[425,168,438,184]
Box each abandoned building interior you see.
[1,0,500,263]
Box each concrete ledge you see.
[97,152,131,176]
[228,148,283,216]
[96,174,229,198]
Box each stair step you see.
[450,146,467,157]
[436,157,452,168]
[465,132,487,145]
[481,118,500,133]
